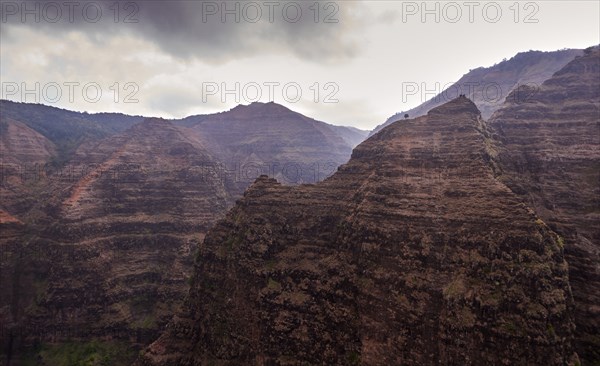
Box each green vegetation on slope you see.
[20,341,137,366]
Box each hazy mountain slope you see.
[0,118,56,165]
[328,125,369,147]
[181,102,360,187]
[0,99,363,176]
[138,97,575,365]
[371,48,582,136]
[489,47,600,364]
[0,99,145,161]
[0,118,58,220]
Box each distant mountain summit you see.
[227,101,294,117]
[176,101,367,187]
[370,48,582,136]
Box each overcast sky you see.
[1,0,598,129]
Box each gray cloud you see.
[3,1,598,128]
[1,0,362,63]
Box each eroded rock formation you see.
[138,97,577,365]
[490,47,600,363]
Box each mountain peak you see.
[427,95,480,117]
[377,96,481,138]
[139,117,172,127]
[244,175,282,196]
[229,101,293,117]
[131,117,178,133]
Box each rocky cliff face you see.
[371,49,582,136]
[49,117,232,335]
[1,118,57,363]
[0,118,56,165]
[489,48,600,363]
[0,103,365,364]
[138,97,577,365]
[1,118,234,364]
[0,118,56,226]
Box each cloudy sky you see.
[1,0,598,129]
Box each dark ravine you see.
[137,97,577,365]
[489,47,600,363]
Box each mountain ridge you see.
[0,100,367,364]
[137,96,577,365]
[489,47,600,362]
[370,48,584,136]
